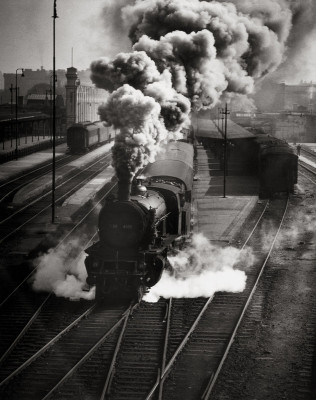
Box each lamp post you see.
[15,68,24,159]
[52,0,58,223]
[9,84,14,147]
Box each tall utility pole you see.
[10,84,14,147]
[52,0,58,223]
[15,68,24,159]
[221,103,230,198]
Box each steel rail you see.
[0,154,72,191]
[0,155,73,205]
[0,181,117,308]
[40,307,131,400]
[0,152,111,229]
[298,170,316,184]
[0,304,95,387]
[241,200,269,249]
[100,307,132,399]
[145,200,270,399]
[0,236,99,376]
[201,197,290,399]
[158,298,172,400]
[0,294,51,366]
[145,296,214,399]
[299,161,316,175]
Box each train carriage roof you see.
[195,117,255,140]
[67,121,105,132]
[143,141,194,190]
[225,119,255,139]
[195,118,222,139]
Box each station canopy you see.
[195,116,255,140]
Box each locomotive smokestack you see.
[117,179,132,201]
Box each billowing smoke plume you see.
[31,239,95,301]
[91,50,190,181]
[144,233,254,302]
[274,0,316,82]
[91,0,296,179]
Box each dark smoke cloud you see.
[273,0,316,82]
[90,51,161,92]
[99,0,133,56]
[91,0,301,180]
[91,52,190,181]
[123,0,292,79]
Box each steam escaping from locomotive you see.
[144,233,253,302]
[31,239,95,301]
[91,0,295,181]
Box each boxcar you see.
[258,141,298,197]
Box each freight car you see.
[84,141,194,301]
[67,121,114,153]
[256,136,298,197]
[194,114,298,197]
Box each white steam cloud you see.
[144,233,254,302]
[31,239,95,301]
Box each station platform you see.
[0,143,68,184]
[12,142,113,206]
[0,136,66,164]
[58,166,115,222]
[193,145,259,243]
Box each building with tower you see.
[65,67,105,128]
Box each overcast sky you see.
[0,0,131,73]
[0,0,315,85]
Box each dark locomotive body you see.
[67,121,114,154]
[85,141,194,301]
[255,136,298,197]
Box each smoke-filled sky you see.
[0,0,315,84]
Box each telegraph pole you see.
[15,68,24,159]
[221,103,230,198]
[52,0,58,223]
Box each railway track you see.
[0,302,132,400]
[299,149,316,185]
[0,151,112,244]
[0,198,290,399]
[0,180,117,347]
[0,153,74,208]
[0,144,302,398]
[28,196,285,400]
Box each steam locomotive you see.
[67,121,115,154]
[84,141,194,301]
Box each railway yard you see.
[0,128,316,400]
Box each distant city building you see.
[26,93,64,110]
[65,66,106,128]
[276,82,315,113]
[3,67,66,103]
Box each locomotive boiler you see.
[84,141,194,301]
